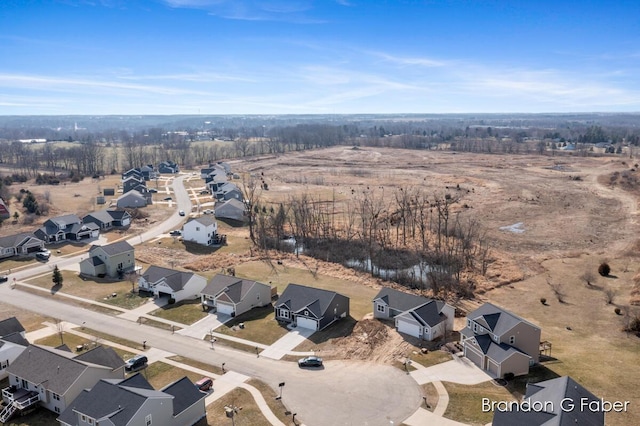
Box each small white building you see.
[182,216,218,246]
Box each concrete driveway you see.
[177,312,232,339]
[259,326,315,360]
[410,356,492,385]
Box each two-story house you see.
[138,265,207,303]
[79,241,135,278]
[1,345,124,422]
[461,303,541,378]
[57,373,206,426]
[182,216,218,246]
[0,317,29,380]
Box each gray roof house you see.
[0,232,45,259]
[214,198,246,222]
[116,189,148,208]
[79,241,135,278]
[200,163,227,179]
[121,168,143,181]
[34,214,100,243]
[83,209,132,230]
[215,182,243,201]
[57,373,206,426]
[493,376,606,425]
[275,284,349,331]
[201,274,271,317]
[182,216,218,246]
[373,287,454,342]
[158,161,179,174]
[122,175,145,194]
[0,317,28,381]
[138,265,207,303]
[461,303,541,378]
[1,345,124,422]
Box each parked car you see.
[203,209,214,215]
[148,188,158,193]
[35,252,50,261]
[0,276,8,283]
[37,247,51,255]
[169,230,182,236]
[125,355,148,372]
[195,377,213,392]
[179,210,185,216]
[200,190,209,195]
[163,197,172,201]
[298,356,323,368]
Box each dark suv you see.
[125,355,148,372]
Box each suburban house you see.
[1,345,124,422]
[0,198,10,220]
[214,198,246,222]
[461,303,541,378]
[0,317,29,380]
[121,169,143,181]
[57,373,206,426]
[493,376,605,425]
[139,165,157,181]
[122,176,145,194]
[79,241,135,278]
[214,182,243,201]
[116,190,148,208]
[206,176,228,194]
[0,232,45,259]
[182,216,218,246]
[200,163,227,179]
[138,265,207,303]
[274,284,349,331]
[34,215,100,243]
[201,274,271,316]
[372,287,455,342]
[158,161,179,174]
[82,209,132,231]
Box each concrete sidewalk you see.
[403,407,468,426]
[117,297,169,321]
[410,356,491,385]
[177,312,232,339]
[259,327,316,360]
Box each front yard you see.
[203,387,271,426]
[149,298,208,325]
[214,305,288,345]
[442,381,516,426]
[142,361,204,389]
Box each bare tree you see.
[581,270,597,287]
[54,319,65,345]
[547,279,566,303]
[604,288,617,304]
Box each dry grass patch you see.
[0,256,37,273]
[410,348,453,368]
[421,382,439,412]
[246,379,295,425]
[203,387,271,426]
[443,381,516,426]
[74,327,144,351]
[149,299,208,325]
[166,355,223,375]
[215,305,288,345]
[15,285,124,316]
[142,361,203,389]
[139,316,182,332]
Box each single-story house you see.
[138,265,207,303]
[0,232,45,259]
[493,376,605,425]
[1,345,124,421]
[182,216,218,246]
[274,283,349,331]
[461,303,541,378]
[201,274,271,316]
[215,182,243,202]
[373,287,454,341]
[214,198,246,222]
[0,317,28,380]
[79,241,135,278]
[0,198,10,220]
[57,373,206,426]
[34,215,99,243]
[82,209,132,230]
[116,190,148,208]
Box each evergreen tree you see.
[52,265,63,287]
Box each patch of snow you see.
[499,222,525,233]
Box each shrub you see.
[540,297,547,305]
[503,372,515,381]
[615,307,621,315]
[598,262,611,277]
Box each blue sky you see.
[1,0,639,115]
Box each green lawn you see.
[235,261,378,320]
[214,305,288,345]
[149,299,208,325]
[443,381,516,426]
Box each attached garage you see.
[216,302,235,316]
[397,319,421,339]
[487,359,500,377]
[296,316,318,330]
[464,345,485,369]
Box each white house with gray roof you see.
[1,345,124,422]
[138,265,207,303]
[0,317,28,380]
[275,284,349,331]
[461,302,541,378]
[201,273,271,316]
[82,209,131,230]
[493,376,605,425]
[182,216,218,246]
[79,240,135,278]
[0,232,45,259]
[373,287,454,341]
[34,214,99,243]
[214,198,247,222]
[57,372,206,426]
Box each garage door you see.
[464,345,484,369]
[397,320,421,339]
[296,316,318,330]
[487,359,500,377]
[216,302,235,315]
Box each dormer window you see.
[304,310,309,316]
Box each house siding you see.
[373,301,390,319]
[318,294,349,330]
[502,322,541,363]
[234,283,271,316]
[499,352,531,378]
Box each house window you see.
[196,227,200,231]
[88,418,94,425]
[1,360,8,369]
[509,336,515,345]
[52,393,61,401]
[304,310,309,316]
[376,304,385,313]
[21,379,28,389]
[81,415,87,422]
[472,323,478,333]
[55,407,60,413]
[146,414,152,425]
[493,334,499,342]
[467,319,472,328]
[280,309,290,319]
[118,262,123,269]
